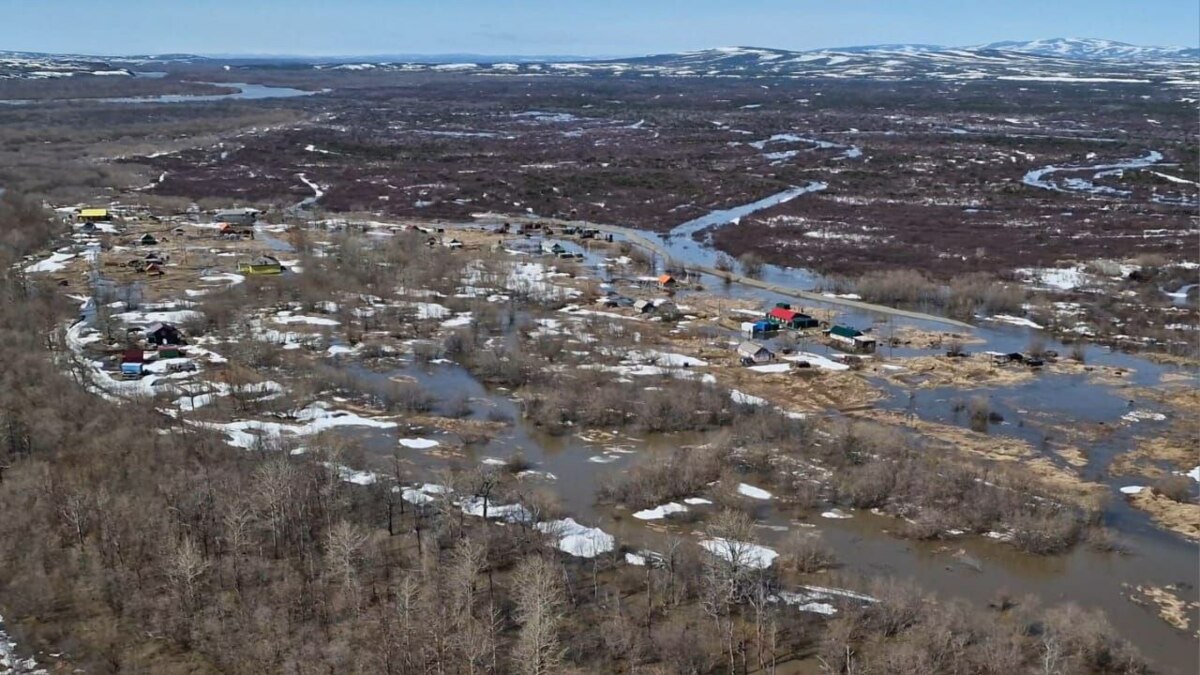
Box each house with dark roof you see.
[827,325,877,353]
[736,341,775,364]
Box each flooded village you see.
[10,188,1196,672]
[0,24,1197,673]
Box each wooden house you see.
[827,325,877,353]
[237,255,283,275]
[768,307,819,329]
[145,323,184,346]
[736,341,775,364]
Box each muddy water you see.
[338,354,1198,673]
[337,205,1195,667]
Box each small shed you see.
[736,341,775,363]
[157,344,183,359]
[79,208,111,223]
[541,241,565,255]
[145,322,184,346]
[657,274,677,288]
[120,362,144,379]
[633,299,655,314]
[122,348,145,364]
[138,233,158,246]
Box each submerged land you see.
[0,47,1197,674]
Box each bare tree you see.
[166,535,210,610]
[512,555,566,675]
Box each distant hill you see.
[3,38,1197,83]
[971,38,1200,61]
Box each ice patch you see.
[737,483,773,500]
[24,251,75,273]
[632,502,689,520]
[700,538,778,569]
[748,363,791,374]
[987,314,1043,330]
[398,438,439,449]
[536,518,615,558]
[1122,410,1166,423]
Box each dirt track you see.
[489,214,974,329]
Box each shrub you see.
[1007,509,1081,554]
[1153,475,1193,503]
[781,532,838,573]
[855,269,941,306]
[738,252,764,278]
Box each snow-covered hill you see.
[0,51,132,80]
[416,45,1191,86]
[973,38,1199,61]
[4,38,1197,84]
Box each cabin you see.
[219,223,255,239]
[768,307,819,330]
[827,325,877,353]
[214,208,260,226]
[736,341,775,364]
[633,299,655,314]
[238,255,283,275]
[79,208,111,223]
[657,274,677,289]
[145,322,184,346]
[138,233,158,246]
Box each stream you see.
[0,81,320,106]
[1022,150,1166,196]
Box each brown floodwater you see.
[335,353,1197,674]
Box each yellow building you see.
[79,208,110,223]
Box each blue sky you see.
[2,0,1197,56]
